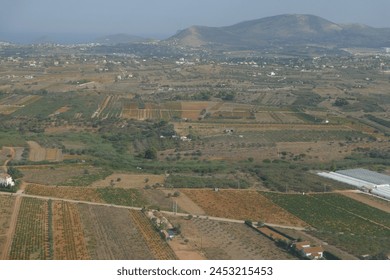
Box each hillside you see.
[167,14,390,49]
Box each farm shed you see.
[317,168,390,200]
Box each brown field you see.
[141,188,176,211]
[122,102,182,120]
[77,205,155,259]
[161,189,206,215]
[52,201,90,259]
[27,141,63,162]
[25,184,104,203]
[168,216,297,260]
[181,189,307,227]
[91,173,166,189]
[19,165,103,185]
[181,101,215,119]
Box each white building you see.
[0,173,15,188]
[318,168,390,200]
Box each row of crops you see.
[262,192,390,256]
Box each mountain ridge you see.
[167,14,390,49]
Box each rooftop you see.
[336,169,390,186]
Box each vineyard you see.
[25,184,104,203]
[0,195,15,258]
[77,204,154,259]
[129,210,177,260]
[52,201,89,259]
[9,197,49,259]
[262,192,390,256]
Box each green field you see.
[262,192,390,257]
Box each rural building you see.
[294,241,324,259]
[0,173,15,188]
[300,246,324,259]
[318,168,390,200]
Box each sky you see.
[1,0,390,42]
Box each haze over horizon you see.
[1,0,390,43]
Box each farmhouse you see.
[294,241,324,259]
[301,246,324,259]
[0,173,15,188]
[318,168,390,200]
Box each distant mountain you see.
[167,14,390,49]
[95,33,148,45]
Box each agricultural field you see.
[25,184,104,203]
[9,197,49,260]
[1,44,390,261]
[262,192,390,257]
[90,173,166,189]
[0,94,41,115]
[24,184,167,210]
[168,215,297,260]
[341,192,390,213]
[0,195,15,258]
[52,201,89,259]
[77,205,157,259]
[27,141,63,162]
[19,165,110,186]
[122,101,182,120]
[181,189,307,227]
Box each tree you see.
[144,147,157,159]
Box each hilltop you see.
[167,14,390,50]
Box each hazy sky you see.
[1,0,390,38]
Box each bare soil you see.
[181,189,307,227]
[168,216,297,260]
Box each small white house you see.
[0,174,15,188]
